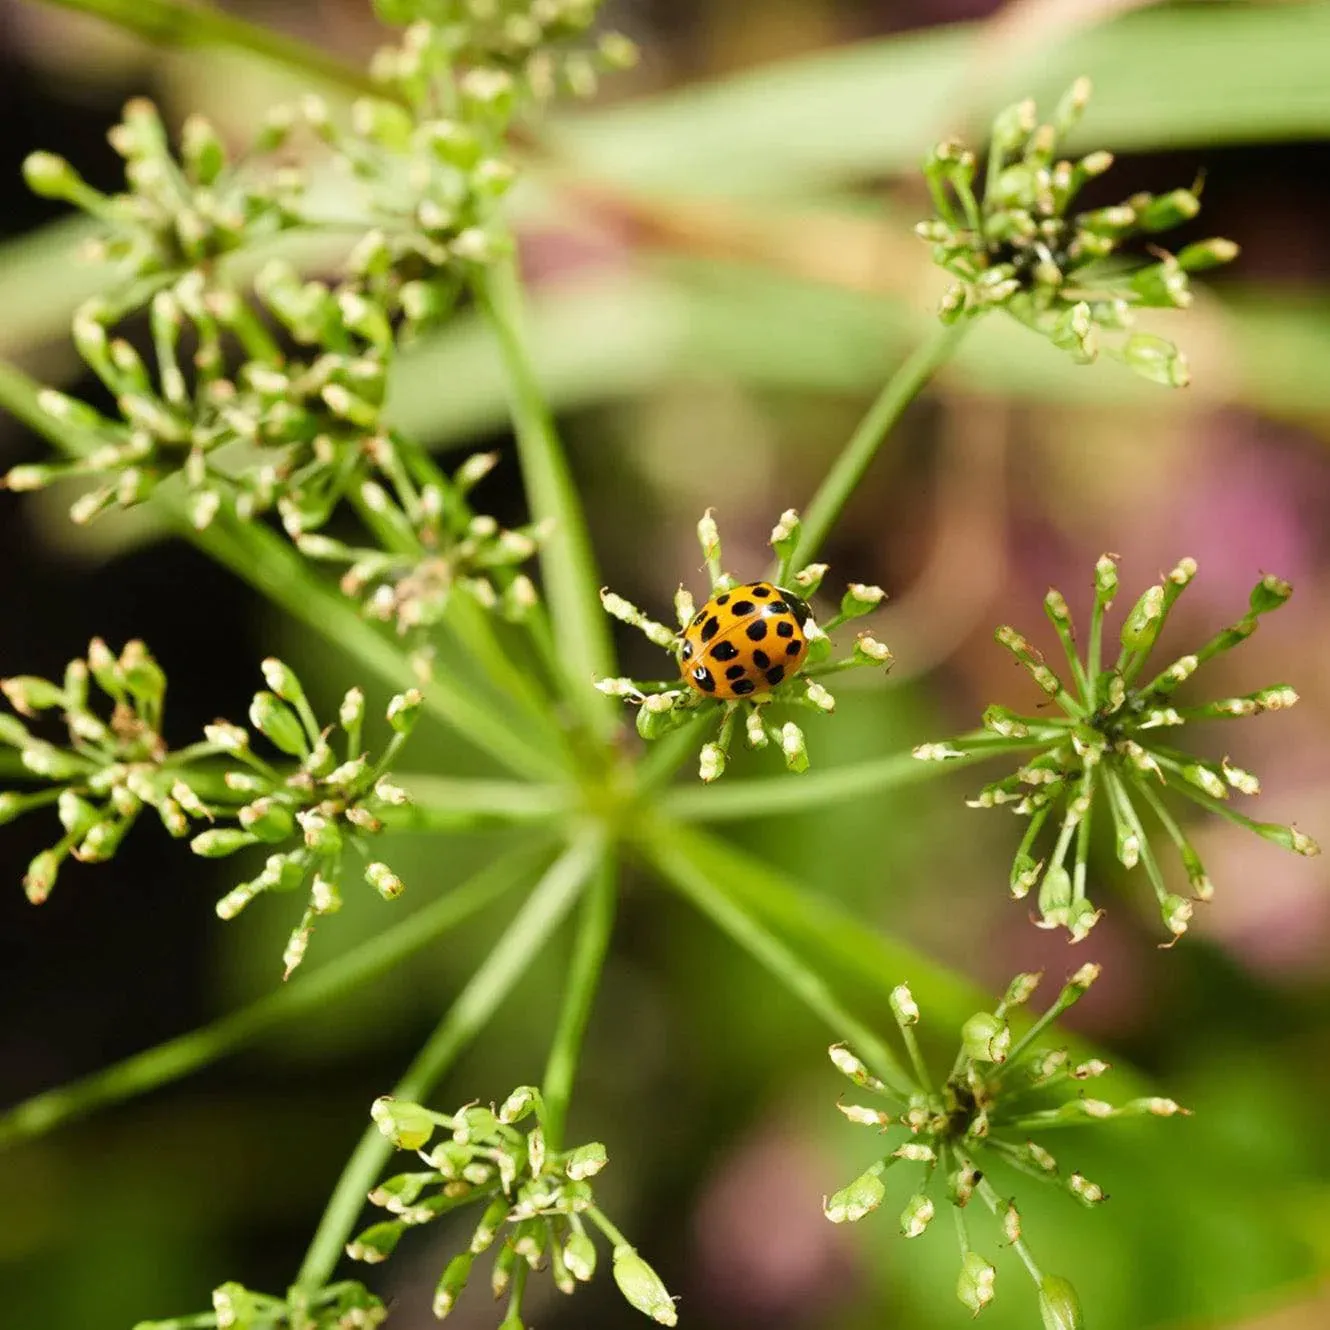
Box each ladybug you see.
[680,581,812,700]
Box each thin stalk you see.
[391,773,568,825]
[541,854,616,1149]
[0,843,546,1149]
[642,818,915,1098]
[292,829,604,1294]
[788,320,968,571]
[476,249,617,740]
[36,0,381,98]
[660,745,994,821]
[971,1168,1043,1282]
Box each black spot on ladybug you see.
[693,666,716,692]
[752,649,770,669]
[775,620,795,639]
[769,601,788,615]
[765,665,785,686]
[785,640,802,656]
[716,593,730,605]
[731,599,755,616]
[711,640,739,662]
[692,611,706,626]
[745,621,768,642]
[751,584,771,598]
[681,641,693,660]
[701,616,721,642]
[732,679,756,695]
[725,664,746,681]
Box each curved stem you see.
[292,828,605,1295]
[541,852,617,1149]
[36,0,381,97]
[640,817,915,1098]
[0,844,545,1150]
[789,320,969,571]
[476,249,618,741]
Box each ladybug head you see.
[775,587,814,631]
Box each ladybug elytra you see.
[680,581,812,700]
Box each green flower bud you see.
[1039,1275,1085,1330]
[204,721,249,754]
[698,742,725,783]
[191,827,260,858]
[1139,188,1201,232]
[211,1282,260,1327]
[961,1012,1011,1063]
[840,583,885,620]
[1068,1172,1106,1206]
[957,1250,996,1315]
[1250,573,1292,615]
[371,1097,435,1150]
[565,1141,608,1180]
[769,508,800,564]
[564,1229,598,1282]
[612,1244,678,1325]
[24,847,62,904]
[828,1044,886,1091]
[180,113,226,185]
[260,657,308,708]
[238,797,296,843]
[1121,332,1189,388]
[1176,237,1239,271]
[248,691,308,757]
[779,721,808,774]
[900,1193,934,1238]
[345,1220,403,1263]
[1,675,65,714]
[1002,971,1042,1007]
[365,861,405,900]
[824,1167,886,1223]
[57,789,100,841]
[386,689,423,735]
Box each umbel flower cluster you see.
[4,3,633,649]
[136,1279,387,1330]
[917,78,1238,385]
[915,555,1318,941]
[355,1088,677,1327]
[826,967,1186,1325]
[598,508,894,780]
[0,645,421,976]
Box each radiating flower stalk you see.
[917,77,1238,384]
[826,968,1187,1323]
[1,644,421,976]
[597,508,894,781]
[914,555,1318,941]
[134,1280,387,1330]
[352,1088,677,1327]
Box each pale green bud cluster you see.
[825,968,1178,1323]
[596,508,893,780]
[132,1277,387,1329]
[917,78,1236,384]
[354,1085,674,1325]
[921,555,1316,940]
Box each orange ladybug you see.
[680,581,812,700]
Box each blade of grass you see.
[476,250,617,740]
[292,827,606,1294]
[0,841,549,1149]
[34,0,381,98]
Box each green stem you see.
[476,249,617,740]
[660,746,991,821]
[292,828,604,1295]
[390,773,568,825]
[0,844,545,1150]
[641,818,914,1098]
[789,320,968,570]
[540,854,616,1149]
[35,0,380,97]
